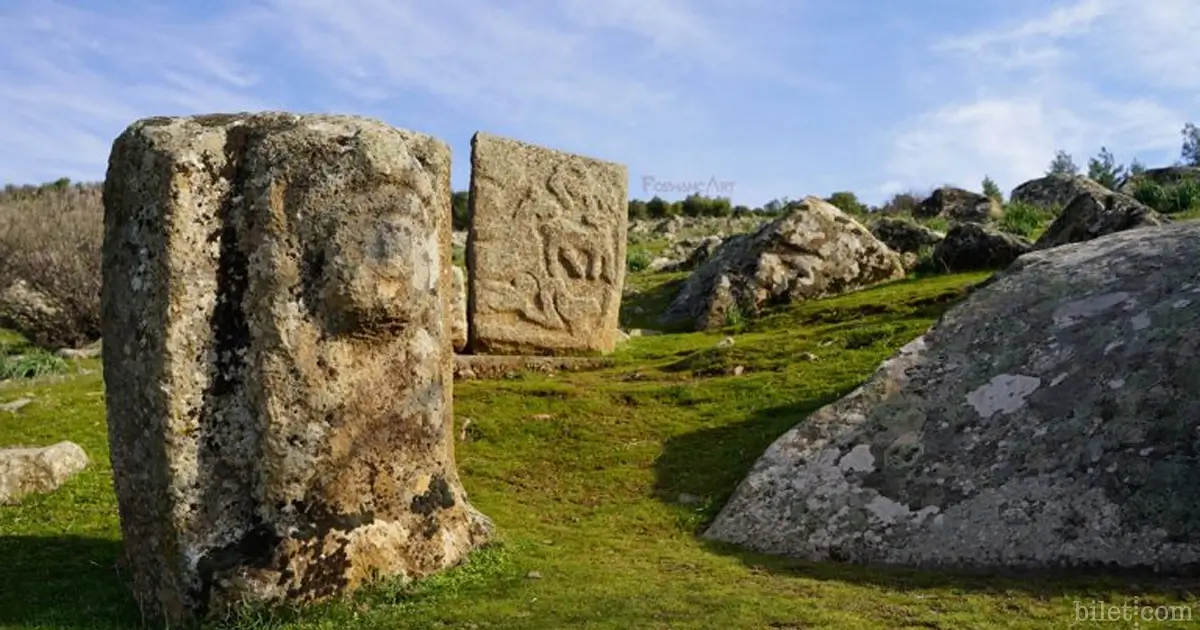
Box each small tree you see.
[1086,146,1125,189]
[1047,150,1079,176]
[450,191,470,230]
[824,191,868,216]
[981,175,1003,202]
[627,199,649,221]
[645,196,671,218]
[1182,122,1200,167]
[1128,158,1147,177]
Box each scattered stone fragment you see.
[0,440,88,504]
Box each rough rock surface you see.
[659,196,906,331]
[466,132,628,355]
[450,266,467,352]
[1034,191,1169,250]
[933,223,1032,272]
[914,187,1002,223]
[1010,174,1111,210]
[868,218,944,253]
[0,440,89,504]
[101,113,491,624]
[706,222,1200,571]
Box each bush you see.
[0,182,102,349]
[1132,179,1167,211]
[1167,180,1200,214]
[877,191,924,216]
[824,191,868,217]
[626,248,652,273]
[998,202,1052,238]
[1131,179,1200,214]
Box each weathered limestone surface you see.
[1033,190,1169,250]
[660,196,906,331]
[0,440,89,505]
[101,112,490,624]
[466,132,628,355]
[706,223,1200,572]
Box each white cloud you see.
[0,1,268,183]
[884,0,1200,196]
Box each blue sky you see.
[2,0,1197,207]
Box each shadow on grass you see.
[0,535,142,629]
[619,274,689,332]
[653,400,1200,600]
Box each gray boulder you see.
[705,222,1200,572]
[659,196,905,330]
[914,187,1002,223]
[932,223,1031,272]
[1010,174,1111,210]
[869,218,944,253]
[1034,190,1169,250]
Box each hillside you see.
[4,266,1200,629]
[4,171,1200,628]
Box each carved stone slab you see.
[466,132,628,355]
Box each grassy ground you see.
[2,271,1199,629]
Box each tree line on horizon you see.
[7,123,1200,232]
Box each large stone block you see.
[101,112,490,624]
[466,132,627,355]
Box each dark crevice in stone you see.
[411,475,455,516]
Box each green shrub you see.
[0,182,102,349]
[1132,179,1167,211]
[626,248,652,273]
[999,202,1052,238]
[1131,179,1200,214]
[1166,180,1200,214]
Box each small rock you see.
[678,493,703,506]
[717,336,735,348]
[732,365,744,376]
[55,339,102,360]
[525,570,543,580]
[799,352,819,361]
[458,418,472,441]
[0,398,32,413]
[0,441,89,505]
[530,414,554,421]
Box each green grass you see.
[2,271,1198,629]
[0,333,72,382]
[998,202,1055,240]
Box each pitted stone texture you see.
[466,132,627,355]
[0,441,89,504]
[914,186,1002,223]
[1010,174,1112,210]
[1033,190,1169,250]
[450,266,467,352]
[660,196,905,331]
[705,222,1200,572]
[932,223,1032,272]
[868,218,944,253]
[101,112,491,625]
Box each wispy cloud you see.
[882,0,1200,197]
[0,0,267,183]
